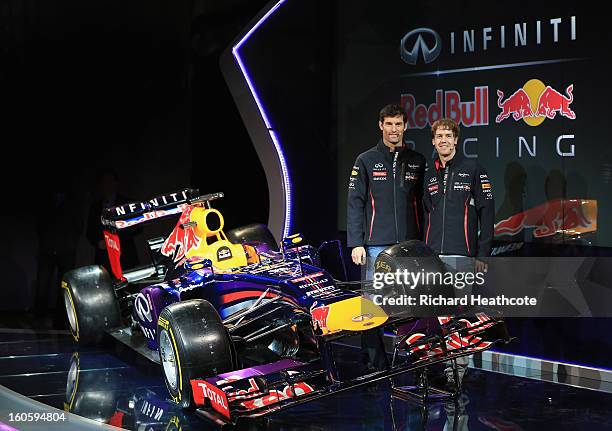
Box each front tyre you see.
[62,265,121,344]
[157,300,233,408]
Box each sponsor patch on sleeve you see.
[480,177,493,199]
[348,177,357,190]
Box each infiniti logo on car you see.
[400,28,441,65]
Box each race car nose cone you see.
[324,297,388,332]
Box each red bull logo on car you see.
[496,79,575,125]
[310,304,330,334]
[161,206,201,263]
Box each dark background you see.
[1,0,272,309]
[1,0,611,369]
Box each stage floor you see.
[1,329,611,430]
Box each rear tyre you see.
[62,265,121,344]
[157,299,233,408]
[226,223,278,251]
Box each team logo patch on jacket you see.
[453,183,471,191]
[372,169,388,181]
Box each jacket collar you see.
[376,140,406,158]
[434,150,463,171]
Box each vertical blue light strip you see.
[232,0,292,238]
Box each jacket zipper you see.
[441,165,448,253]
[393,151,399,243]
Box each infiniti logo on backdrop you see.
[400,28,441,65]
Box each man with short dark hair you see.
[347,104,426,279]
[423,118,495,387]
[347,103,426,372]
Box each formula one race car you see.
[62,189,511,424]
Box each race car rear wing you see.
[101,188,200,231]
[101,188,200,280]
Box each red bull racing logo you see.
[402,86,489,129]
[161,206,201,262]
[496,79,575,125]
[310,304,330,334]
[495,199,597,239]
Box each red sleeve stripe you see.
[464,196,471,255]
[425,212,431,245]
[368,190,376,241]
[413,197,420,232]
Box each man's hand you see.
[352,247,366,265]
[475,259,488,273]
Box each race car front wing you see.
[190,310,512,424]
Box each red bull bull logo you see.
[496,79,575,125]
[496,88,533,122]
[535,85,575,119]
[310,304,330,334]
[161,206,201,262]
[495,199,597,239]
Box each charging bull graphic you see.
[310,304,330,334]
[495,199,597,239]
[496,81,575,124]
[161,206,201,262]
[535,84,575,119]
[496,88,533,122]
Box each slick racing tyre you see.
[157,299,233,408]
[374,240,455,316]
[226,223,278,251]
[62,265,121,344]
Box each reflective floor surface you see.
[1,330,611,430]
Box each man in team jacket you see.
[347,103,426,372]
[423,117,495,386]
[347,104,426,280]
[423,118,494,263]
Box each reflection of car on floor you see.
[65,352,192,430]
[62,189,511,424]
